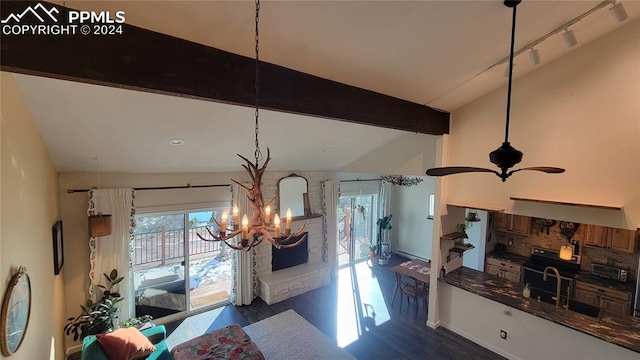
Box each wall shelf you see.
[446,244,475,263]
[509,197,622,211]
[441,231,467,241]
[291,213,323,221]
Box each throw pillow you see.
[96,327,156,360]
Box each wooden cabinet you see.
[494,213,532,236]
[485,257,521,283]
[574,280,632,315]
[584,225,637,253]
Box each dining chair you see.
[398,275,429,320]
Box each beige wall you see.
[0,72,65,360]
[443,19,640,230]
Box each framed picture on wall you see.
[52,221,64,275]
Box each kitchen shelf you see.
[509,197,622,211]
[441,231,468,241]
[446,244,475,263]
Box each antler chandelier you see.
[197,0,306,251]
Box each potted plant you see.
[376,214,393,257]
[64,269,124,341]
[368,243,377,258]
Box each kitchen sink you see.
[529,287,602,319]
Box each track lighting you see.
[528,48,540,66]
[610,1,628,22]
[562,29,577,48]
[502,63,515,77]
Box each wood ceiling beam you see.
[0,1,449,135]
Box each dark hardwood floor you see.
[68,255,505,359]
[165,255,505,360]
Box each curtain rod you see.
[339,178,382,183]
[66,183,231,194]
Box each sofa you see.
[81,325,172,360]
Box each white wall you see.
[439,284,638,359]
[394,178,434,260]
[1,72,66,360]
[340,133,439,176]
[444,19,640,230]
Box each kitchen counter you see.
[442,267,640,353]
[486,251,529,265]
[575,272,635,293]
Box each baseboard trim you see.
[66,344,82,357]
[395,251,430,262]
[426,320,440,329]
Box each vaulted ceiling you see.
[4,1,638,173]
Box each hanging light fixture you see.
[197,0,306,251]
[88,157,112,237]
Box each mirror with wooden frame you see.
[1,267,31,356]
[278,173,309,218]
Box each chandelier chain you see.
[254,0,262,167]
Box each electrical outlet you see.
[500,330,507,340]
[508,239,513,246]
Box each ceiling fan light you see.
[562,29,578,48]
[529,48,540,66]
[610,2,628,22]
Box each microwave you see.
[591,263,628,282]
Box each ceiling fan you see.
[426,0,565,182]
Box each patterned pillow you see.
[96,327,156,360]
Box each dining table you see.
[390,259,431,306]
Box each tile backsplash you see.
[495,220,638,281]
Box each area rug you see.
[243,310,356,360]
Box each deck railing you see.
[133,225,220,266]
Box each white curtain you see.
[321,181,338,272]
[88,188,135,322]
[230,183,256,305]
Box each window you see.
[427,193,435,220]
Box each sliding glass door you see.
[338,194,378,267]
[132,208,231,321]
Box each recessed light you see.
[169,138,184,145]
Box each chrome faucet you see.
[543,266,562,308]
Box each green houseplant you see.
[376,214,393,259]
[64,269,124,341]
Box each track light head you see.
[562,29,578,48]
[610,2,628,22]
[502,63,515,77]
[529,48,540,66]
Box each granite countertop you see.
[575,272,635,293]
[486,251,529,266]
[442,267,640,353]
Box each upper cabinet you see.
[494,213,532,236]
[584,225,637,253]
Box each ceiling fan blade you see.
[426,167,500,177]
[508,167,566,176]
